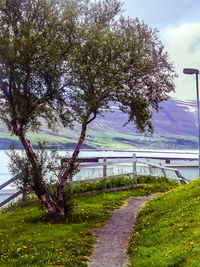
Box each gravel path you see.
[87,193,160,267]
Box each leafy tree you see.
[0,0,79,220]
[0,0,176,221]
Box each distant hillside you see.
[0,99,198,150]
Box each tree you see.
[0,0,176,221]
[0,0,78,220]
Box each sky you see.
[122,0,200,100]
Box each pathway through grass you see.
[88,194,160,267]
[0,178,178,266]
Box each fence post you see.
[149,165,153,175]
[103,157,107,190]
[175,170,185,183]
[159,163,166,176]
[133,153,137,184]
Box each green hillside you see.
[0,99,198,149]
[129,179,200,266]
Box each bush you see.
[73,180,104,193]
[73,176,134,194]
[106,176,134,188]
[72,175,178,194]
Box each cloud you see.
[123,1,200,100]
[164,23,200,100]
[124,0,200,30]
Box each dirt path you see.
[87,193,160,267]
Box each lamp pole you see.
[183,68,200,177]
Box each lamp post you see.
[183,68,200,177]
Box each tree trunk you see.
[20,135,59,220]
[11,121,59,220]
[57,122,87,216]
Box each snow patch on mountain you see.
[174,99,196,113]
[176,103,196,113]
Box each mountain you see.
[0,99,198,150]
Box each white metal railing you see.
[0,154,188,208]
[71,155,188,184]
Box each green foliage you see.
[106,176,134,188]
[6,142,80,218]
[72,176,133,194]
[0,0,77,133]
[0,0,177,219]
[73,180,104,193]
[66,12,176,132]
[7,142,67,192]
[71,175,177,194]
[0,0,175,133]
[6,142,79,218]
[137,174,178,185]
[128,179,200,266]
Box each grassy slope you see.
[129,179,200,267]
[0,99,199,149]
[0,127,197,150]
[0,178,177,266]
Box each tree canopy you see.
[0,0,176,220]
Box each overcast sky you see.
[122,0,200,100]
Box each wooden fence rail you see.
[0,190,22,208]
[0,154,188,208]
[0,176,17,190]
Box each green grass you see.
[0,191,138,266]
[0,131,18,140]
[27,132,75,144]
[73,175,179,195]
[0,177,178,266]
[128,178,200,267]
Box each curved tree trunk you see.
[20,135,59,220]
[20,134,59,220]
[11,121,59,221]
[57,122,87,216]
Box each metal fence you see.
[0,154,187,208]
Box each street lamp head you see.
[183,68,199,75]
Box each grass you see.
[0,177,178,266]
[0,191,137,266]
[128,178,200,267]
[73,175,179,195]
[27,132,75,144]
[0,131,18,140]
